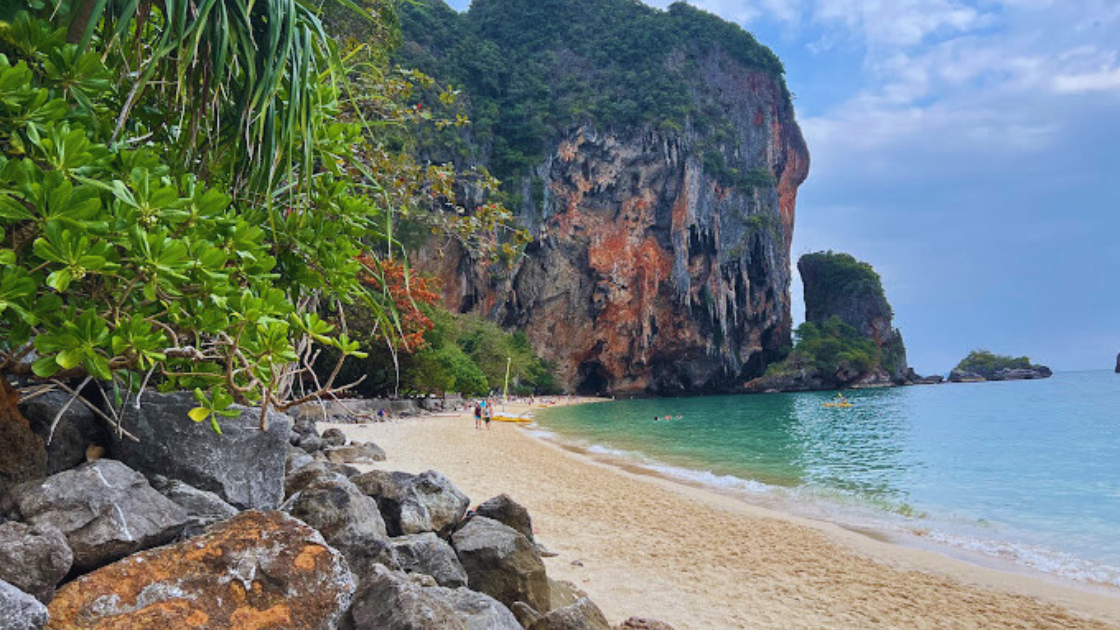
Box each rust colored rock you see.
[420,60,808,396]
[46,510,355,630]
[0,381,47,499]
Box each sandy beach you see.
[330,401,1120,630]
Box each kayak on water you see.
[491,415,533,423]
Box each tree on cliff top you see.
[0,1,513,432]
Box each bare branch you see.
[46,376,92,446]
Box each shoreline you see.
[331,402,1120,629]
[527,411,1120,596]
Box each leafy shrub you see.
[0,3,515,429]
[767,317,880,378]
[955,350,1033,374]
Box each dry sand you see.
[330,401,1120,630]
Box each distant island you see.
[948,350,1052,383]
[744,252,1054,392]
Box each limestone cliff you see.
[402,0,809,395]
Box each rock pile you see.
[0,389,673,630]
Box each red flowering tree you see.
[356,255,440,353]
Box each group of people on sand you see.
[473,399,494,430]
[654,414,683,422]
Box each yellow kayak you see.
[491,415,532,424]
[822,402,853,408]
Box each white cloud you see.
[812,0,987,48]
[1054,67,1120,93]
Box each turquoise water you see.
[534,371,1120,587]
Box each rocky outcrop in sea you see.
[0,388,673,630]
[948,365,1052,383]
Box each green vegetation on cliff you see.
[396,0,789,183]
[345,306,558,397]
[766,317,880,380]
[751,251,907,391]
[955,350,1034,374]
[799,251,893,322]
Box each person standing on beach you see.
[474,401,483,430]
[484,399,492,430]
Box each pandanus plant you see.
[0,0,428,437]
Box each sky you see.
[445,0,1120,372]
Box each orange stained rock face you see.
[413,63,809,394]
[47,511,353,630]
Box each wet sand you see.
[330,402,1120,630]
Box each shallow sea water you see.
[534,371,1120,587]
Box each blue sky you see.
[444,0,1120,372]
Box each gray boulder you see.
[285,461,360,498]
[476,494,534,542]
[0,580,48,630]
[324,442,387,465]
[0,522,72,603]
[450,516,549,612]
[19,391,107,476]
[4,460,188,572]
[527,597,610,630]
[112,391,292,509]
[282,476,394,575]
[353,470,469,537]
[286,445,316,475]
[345,565,519,630]
[292,412,319,437]
[346,565,467,630]
[548,579,586,611]
[438,586,522,630]
[298,432,325,453]
[321,427,347,447]
[390,532,469,588]
[149,474,238,537]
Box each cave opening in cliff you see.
[576,361,610,396]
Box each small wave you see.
[921,531,1120,588]
[645,463,774,494]
[585,443,640,458]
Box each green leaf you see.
[45,268,72,292]
[83,354,111,380]
[31,355,59,377]
[55,348,83,370]
[188,407,210,423]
